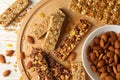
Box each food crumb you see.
[7,44,13,47]
[39,13,45,18]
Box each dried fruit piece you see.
[26,36,34,44]
[6,50,15,56]
[3,70,11,77]
[0,54,6,63]
[26,61,33,69]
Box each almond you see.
[6,50,15,56]
[115,49,120,56]
[101,33,107,42]
[26,36,34,44]
[67,52,77,62]
[3,70,11,77]
[100,72,108,79]
[27,61,33,69]
[114,40,120,48]
[109,57,114,64]
[116,73,120,80]
[108,46,114,51]
[105,76,114,80]
[93,45,101,50]
[65,62,71,69]
[100,39,105,48]
[97,60,105,67]
[19,52,25,59]
[89,52,96,62]
[98,53,103,60]
[0,54,6,63]
[91,64,97,72]
[113,66,117,74]
[114,54,118,64]
[107,66,112,73]
[107,51,114,57]
[117,64,120,72]
[99,66,106,73]
[94,37,100,44]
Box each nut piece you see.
[3,70,11,77]
[0,54,6,63]
[105,76,114,80]
[27,61,33,69]
[26,36,34,44]
[6,50,15,56]
[117,64,120,72]
[116,73,120,80]
[97,60,105,67]
[19,52,25,59]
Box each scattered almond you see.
[0,54,6,63]
[3,70,11,77]
[19,52,25,59]
[26,36,34,44]
[27,61,33,69]
[6,50,15,56]
[67,52,77,62]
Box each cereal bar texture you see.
[70,0,120,25]
[54,19,92,61]
[45,53,72,80]
[71,62,86,80]
[30,48,53,80]
[42,9,65,51]
[0,0,30,27]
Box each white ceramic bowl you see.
[82,25,120,80]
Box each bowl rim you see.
[82,25,120,80]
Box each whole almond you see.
[115,49,120,56]
[115,40,120,48]
[100,72,108,79]
[97,60,105,67]
[108,46,114,51]
[27,61,33,69]
[113,66,117,74]
[94,37,100,44]
[93,46,101,50]
[26,36,34,44]
[114,54,118,64]
[117,64,120,72]
[65,62,71,69]
[90,64,97,72]
[109,57,114,64]
[6,50,15,56]
[105,76,114,80]
[116,73,120,80]
[101,33,107,42]
[19,52,25,59]
[67,52,77,62]
[89,52,96,62]
[0,54,6,63]
[3,70,11,77]
[100,39,105,48]
[99,66,106,73]
[107,51,114,57]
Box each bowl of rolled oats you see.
[82,25,120,80]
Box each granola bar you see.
[30,48,53,80]
[53,19,92,61]
[0,0,30,27]
[71,62,86,80]
[70,0,120,25]
[42,10,65,51]
[45,54,72,80]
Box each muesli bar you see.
[70,0,120,25]
[53,19,92,61]
[30,48,53,80]
[0,0,30,27]
[42,9,65,51]
[71,62,86,80]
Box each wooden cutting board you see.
[17,0,105,80]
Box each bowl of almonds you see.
[82,25,120,80]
